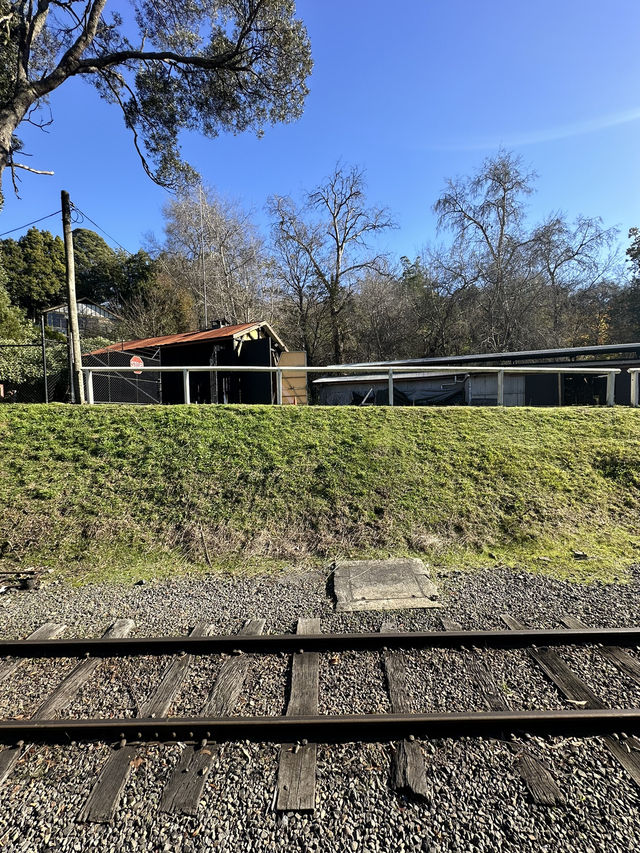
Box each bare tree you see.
[346,268,416,362]
[434,150,541,352]
[530,214,619,345]
[269,164,395,363]
[403,250,477,357]
[154,186,268,327]
[118,270,197,338]
[268,233,329,364]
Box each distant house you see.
[43,299,120,336]
[85,320,307,405]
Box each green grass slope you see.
[1,405,639,584]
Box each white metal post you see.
[86,370,94,405]
[77,364,623,409]
[606,371,615,407]
[183,369,191,404]
[497,370,504,406]
[631,371,639,408]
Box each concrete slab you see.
[333,558,440,612]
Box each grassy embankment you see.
[1,404,639,586]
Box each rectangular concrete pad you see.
[334,558,440,612]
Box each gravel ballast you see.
[0,565,639,852]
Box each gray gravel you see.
[0,564,639,852]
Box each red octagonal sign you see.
[130,355,144,375]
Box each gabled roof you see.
[88,321,286,355]
[43,299,121,320]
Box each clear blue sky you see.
[2,0,640,264]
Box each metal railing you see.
[82,364,623,406]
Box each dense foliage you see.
[0,0,311,203]
[0,227,155,320]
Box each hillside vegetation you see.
[1,405,639,585]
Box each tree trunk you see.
[298,308,314,366]
[328,280,343,364]
[0,93,37,204]
[330,307,342,364]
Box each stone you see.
[333,558,440,612]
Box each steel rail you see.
[1,709,639,746]
[1,627,639,658]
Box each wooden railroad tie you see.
[0,617,639,823]
[440,617,563,806]
[501,613,640,789]
[0,619,133,787]
[79,621,215,823]
[160,618,266,816]
[276,617,320,812]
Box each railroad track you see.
[1,616,640,821]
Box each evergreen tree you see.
[0,257,30,340]
[73,228,123,303]
[1,228,66,317]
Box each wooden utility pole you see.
[61,190,85,403]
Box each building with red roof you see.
[84,320,305,405]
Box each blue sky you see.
[2,0,640,264]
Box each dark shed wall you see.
[237,338,273,403]
[525,374,560,406]
[160,341,231,404]
[158,338,276,404]
[615,371,632,406]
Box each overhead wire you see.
[69,204,132,255]
[0,204,132,254]
[0,210,62,237]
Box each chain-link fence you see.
[85,349,162,404]
[0,338,163,404]
[0,341,71,403]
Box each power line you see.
[0,210,62,238]
[70,204,132,255]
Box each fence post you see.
[40,315,49,404]
[631,371,639,408]
[388,369,394,406]
[183,369,191,404]
[276,369,283,405]
[86,370,94,405]
[497,370,505,406]
[606,371,615,407]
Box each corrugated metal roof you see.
[88,322,271,355]
[339,342,640,369]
